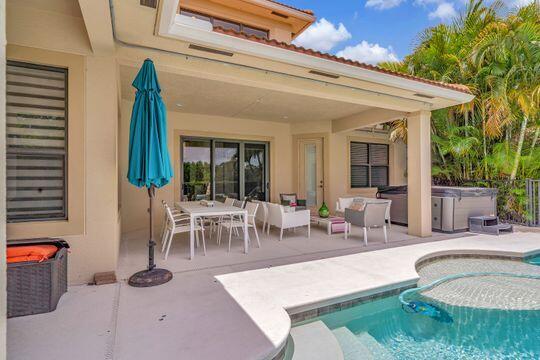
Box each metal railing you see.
[526,179,540,227]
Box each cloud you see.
[414,0,442,5]
[336,41,399,64]
[428,2,458,21]
[365,0,406,10]
[292,18,351,52]
[509,0,535,7]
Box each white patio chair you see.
[344,202,389,246]
[233,199,245,208]
[253,200,269,233]
[218,201,261,252]
[162,203,206,260]
[266,202,310,241]
[213,197,244,242]
[160,201,186,247]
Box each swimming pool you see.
[294,256,540,359]
[528,254,540,265]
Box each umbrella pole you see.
[148,185,156,271]
[128,185,173,287]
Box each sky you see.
[287,0,531,64]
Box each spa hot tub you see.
[377,186,498,232]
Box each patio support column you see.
[407,110,432,237]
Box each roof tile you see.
[213,26,472,95]
[265,0,314,15]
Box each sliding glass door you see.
[181,137,268,202]
[182,139,211,201]
[214,141,239,202]
[244,143,266,201]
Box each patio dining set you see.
[159,194,392,260]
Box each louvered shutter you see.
[6,62,67,222]
[350,142,369,188]
[350,142,389,188]
[369,144,389,187]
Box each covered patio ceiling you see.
[120,65,372,124]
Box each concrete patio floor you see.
[8,225,472,360]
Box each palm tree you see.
[471,2,540,179]
[379,0,539,182]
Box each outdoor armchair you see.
[344,202,389,246]
[266,202,310,241]
[279,193,307,210]
[336,196,392,227]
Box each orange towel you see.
[7,245,58,263]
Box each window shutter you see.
[371,166,388,187]
[350,142,389,188]
[370,144,388,165]
[6,62,67,222]
[350,142,368,164]
[351,165,369,188]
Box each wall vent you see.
[271,11,289,19]
[413,93,435,99]
[188,44,234,57]
[309,70,340,79]
[140,0,158,8]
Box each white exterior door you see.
[298,138,324,208]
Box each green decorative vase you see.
[318,202,330,218]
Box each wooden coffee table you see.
[310,215,348,235]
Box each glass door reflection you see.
[182,139,211,201]
[214,141,239,202]
[244,143,266,201]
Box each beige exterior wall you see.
[120,110,407,235]
[407,111,432,237]
[291,120,407,213]
[119,100,293,234]
[0,0,7,356]
[6,2,121,285]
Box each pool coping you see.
[216,232,540,360]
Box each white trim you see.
[158,0,474,106]
[176,14,213,32]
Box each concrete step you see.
[290,321,344,360]
[332,327,395,360]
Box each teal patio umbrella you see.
[127,59,173,287]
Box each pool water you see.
[315,295,540,359]
[527,255,540,266]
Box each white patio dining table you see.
[175,201,249,259]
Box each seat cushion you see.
[338,198,354,210]
[281,194,297,203]
[349,198,365,211]
[7,245,58,263]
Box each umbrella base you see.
[128,268,173,287]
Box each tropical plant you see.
[380,0,539,221]
[381,0,540,183]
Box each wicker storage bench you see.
[7,238,69,318]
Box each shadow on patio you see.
[118,224,468,280]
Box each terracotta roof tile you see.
[265,0,314,15]
[213,26,472,95]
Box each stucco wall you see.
[119,100,293,234]
[291,120,407,212]
[120,106,407,235]
[0,0,7,356]
[6,2,120,285]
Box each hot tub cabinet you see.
[378,186,498,232]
